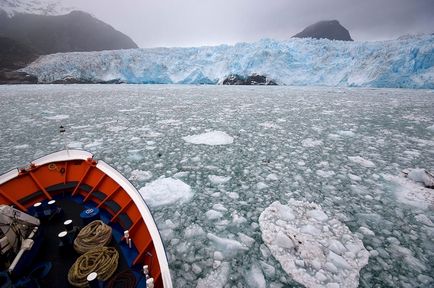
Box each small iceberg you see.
[259,200,369,288]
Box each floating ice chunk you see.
[259,122,282,129]
[196,262,230,288]
[348,156,375,168]
[266,173,279,181]
[227,192,239,199]
[182,131,233,145]
[406,168,434,188]
[415,214,434,227]
[84,139,103,148]
[67,141,83,149]
[338,130,356,137]
[316,170,335,178]
[244,263,266,288]
[14,144,29,149]
[427,124,434,132]
[212,203,228,212]
[383,174,434,210]
[232,211,247,225]
[207,233,248,258]
[184,224,205,238]
[106,126,127,132]
[259,260,276,278]
[206,209,223,220]
[138,177,193,207]
[259,200,369,288]
[348,174,362,181]
[44,114,69,120]
[257,182,268,190]
[129,169,153,181]
[358,226,375,236]
[208,175,231,185]
[238,232,255,247]
[173,171,189,178]
[302,138,323,147]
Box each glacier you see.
[22,34,434,88]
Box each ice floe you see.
[138,177,193,207]
[129,169,153,181]
[383,172,434,210]
[208,175,231,185]
[182,131,233,145]
[348,156,376,168]
[301,138,323,147]
[259,200,369,288]
[44,114,69,120]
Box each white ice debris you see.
[427,124,434,132]
[406,168,434,188]
[207,233,248,258]
[44,114,69,120]
[244,263,266,288]
[208,175,231,185]
[196,262,230,288]
[348,156,376,168]
[301,138,323,147]
[182,131,233,145]
[129,169,153,181]
[138,177,193,207]
[338,130,356,137]
[205,209,223,220]
[259,200,369,288]
[384,173,434,210]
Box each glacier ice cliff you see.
[22,35,434,89]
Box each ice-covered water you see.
[0,84,433,287]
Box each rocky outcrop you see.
[222,74,277,85]
[0,70,37,84]
[0,10,138,55]
[293,20,353,41]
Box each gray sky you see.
[63,0,434,48]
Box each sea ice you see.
[44,114,69,120]
[138,177,193,207]
[208,175,231,185]
[244,263,266,288]
[182,131,233,145]
[129,169,153,181]
[207,233,248,258]
[301,138,323,147]
[196,262,230,288]
[259,200,369,288]
[384,174,434,210]
[348,156,376,168]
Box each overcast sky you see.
[63,0,434,48]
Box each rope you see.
[74,220,112,254]
[68,246,119,287]
[107,269,137,288]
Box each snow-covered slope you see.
[0,0,73,17]
[22,34,434,88]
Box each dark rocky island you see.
[222,74,277,85]
[293,20,353,41]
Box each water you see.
[1,84,433,287]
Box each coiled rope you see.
[68,246,119,287]
[107,269,137,288]
[74,220,112,254]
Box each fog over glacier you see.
[0,85,433,287]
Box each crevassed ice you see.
[21,35,434,89]
[259,200,369,288]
